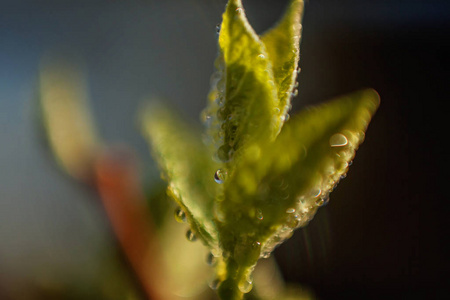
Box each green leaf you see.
[140,103,221,252]
[261,0,304,120]
[141,1,380,299]
[221,89,379,260]
[38,60,101,180]
[201,0,280,168]
[158,207,215,299]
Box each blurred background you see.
[1,0,448,299]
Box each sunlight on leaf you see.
[224,89,380,258]
[261,0,303,122]
[141,1,379,299]
[201,0,279,170]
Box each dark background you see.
[1,0,448,299]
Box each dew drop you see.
[215,23,221,34]
[315,195,330,207]
[238,278,253,294]
[274,107,281,114]
[214,169,227,184]
[209,278,222,290]
[315,198,325,207]
[206,252,216,266]
[216,194,225,202]
[257,54,265,59]
[286,208,296,214]
[291,88,299,97]
[214,204,226,222]
[174,207,187,223]
[252,241,261,249]
[277,179,289,190]
[201,110,211,124]
[285,103,293,112]
[186,229,197,242]
[286,214,300,229]
[330,133,348,147]
[235,7,244,15]
[311,188,322,198]
[217,144,234,162]
[297,195,306,204]
[256,209,264,221]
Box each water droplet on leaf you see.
[311,188,322,198]
[286,213,300,229]
[238,278,253,293]
[235,7,244,15]
[315,198,325,206]
[256,209,264,221]
[330,133,348,147]
[206,252,216,266]
[316,195,330,207]
[214,169,227,184]
[186,229,197,242]
[217,144,234,162]
[252,241,261,249]
[286,208,296,214]
[174,207,186,223]
[209,278,222,290]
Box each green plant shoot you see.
[141,0,379,299]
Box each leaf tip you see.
[360,88,381,116]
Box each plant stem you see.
[218,278,244,300]
[217,258,245,300]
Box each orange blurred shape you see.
[94,147,174,300]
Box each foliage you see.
[38,0,379,299]
[140,0,379,299]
